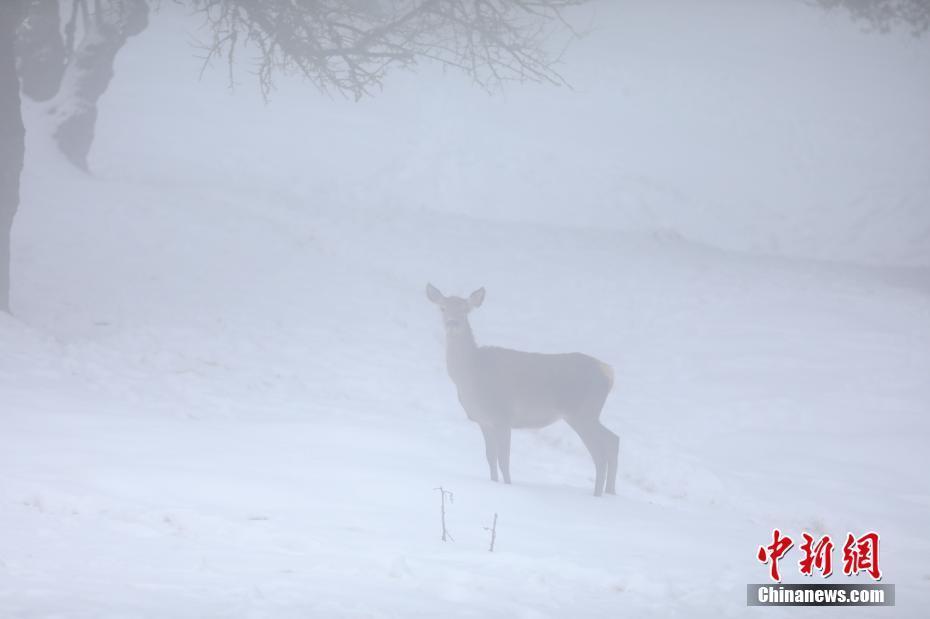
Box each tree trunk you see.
[49,0,148,171]
[0,2,26,313]
[16,0,66,102]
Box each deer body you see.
[428,284,619,496]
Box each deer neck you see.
[445,320,479,384]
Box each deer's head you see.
[426,283,485,334]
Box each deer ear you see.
[426,283,444,304]
[468,287,486,308]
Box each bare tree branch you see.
[191,0,588,100]
[812,0,930,35]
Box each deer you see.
[426,284,620,496]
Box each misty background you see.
[8,0,930,275]
[1,0,929,617]
[91,1,930,266]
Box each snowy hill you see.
[2,1,930,617]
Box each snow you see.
[3,1,930,617]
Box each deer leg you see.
[568,419,607,496]
[495,426,512,485]
[480,424,499,482]
[599,423,620,495]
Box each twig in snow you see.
[484,512,498,552]
[434,486,454,542]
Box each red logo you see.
[757,530,882,582]
[842,532,881,580]
[799,533,834,577]
[757,529,793,582]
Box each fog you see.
[91,0,930,265]
[2,0,929,616]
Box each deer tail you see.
[598,361,615,392]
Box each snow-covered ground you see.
[3,1,930,617]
